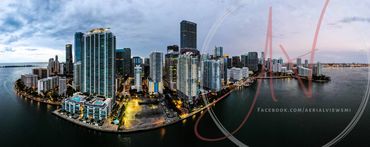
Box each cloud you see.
[338,16,370,24]
[25,48,38,51]
[0,47,15,53]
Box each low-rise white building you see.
[58,78,67,96]
[37,76,59,94]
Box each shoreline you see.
[14,87,61,106]
[52,90,234,133]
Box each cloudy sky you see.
[0,0,369,63]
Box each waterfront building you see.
[180,20,197,50]
[21,74,38,89]
[298,66,312,77]
[247,52,259,71]
[116,48,131,77]
[228,67,243,81]
[83,98,112,121]
[81,28,115,100]
[218,57,228,86]
[62,94,112,121]
[313,62,323,76]
[62,94,86,114]
[272,63,282,73]
[74,32,84,63]
[149,52,163,94]
[177,52,199,106]
[66,44,73,76]
[37,76,59,94]
[202,59,222,92]
[58,78,67,96]
[134,65,142,92]
[164,45,179,90]
[242,67,249,79]
[73,62,81,91]
[32,68,48,79]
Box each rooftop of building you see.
[87,28,111,34]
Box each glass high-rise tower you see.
[65,44,73,76]
[81,28,116,100]
[74,32,84,63]
[180,20,197,50]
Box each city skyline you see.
[0,0,369,63]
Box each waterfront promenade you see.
[52,89,234,133]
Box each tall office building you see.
[149,52,163,94]
[232,56,241,68]
[214,46,223,59]
[74,32,84,63]
[297,58,302,67]
[81,28,116,100]
[32,68,48,79]
[134,65,142,92]
[241,54,248,67]
[73,62,81,91]
[180,20,197,50]
[131,56,142,77]
[304,59,309,68]
[247,52,259,71]
[177,52,199,107]
[66,44,73,76]
[143,58,150,79]
[164,45,179,90]
[116,48,131,77]
[202,59,222,92]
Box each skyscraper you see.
[149,52,163,94]
[214,46,223,59]
[134,65,142,92]
[247,52,259,71]
[297,58,302,67]
[177,52,199,108]
[202,59,221,92]
[131,56,142,77]
[232,56,241,68]
[73,62,81,91]
[180,20,197,50]
[74,32,84,63]
[66,44,73,76]
[81,28,116,100]
[164,45,179,90]
[116,48,131,77]
[241,54,248,67]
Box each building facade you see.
[180,20,197,50]
[21,74,38,89]
[177,52,199,106]
[134,65,142,92]
[81,28,116,100]
[149,52,163,94]
[66,44,73,76]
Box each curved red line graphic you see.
[194,0,330,142]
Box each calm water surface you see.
[0,65,369,147]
